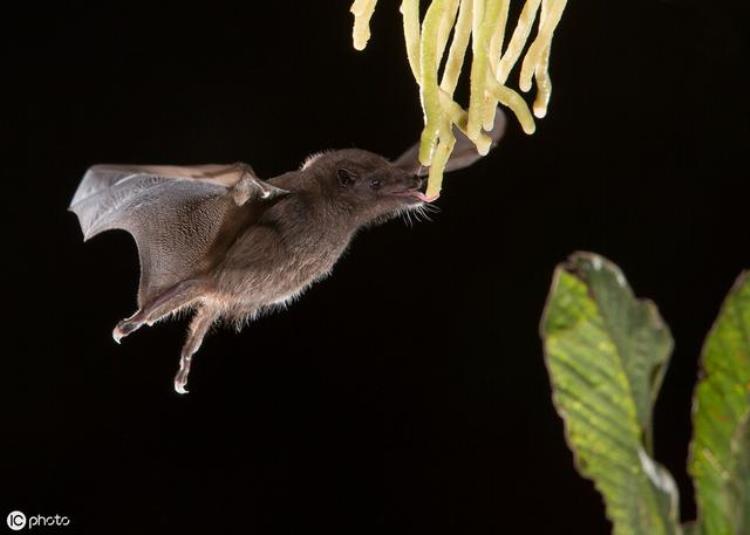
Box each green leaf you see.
[540,252,681,535]
[689,272,750,535]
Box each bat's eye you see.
[337,169,356,186]
[369,179,382,190]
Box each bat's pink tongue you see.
[412,191,439,203]
[416,178,438,202]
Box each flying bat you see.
[69,111,506,393]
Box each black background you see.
[4,1,749,533]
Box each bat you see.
[69,110,507,394]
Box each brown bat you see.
[69,111,506,394]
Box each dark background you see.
[4,1,748,533]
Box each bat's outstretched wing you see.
[69,163,288,307]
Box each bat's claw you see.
[112,317,142,343]
[173,357,192,395]
[112,325,124,344]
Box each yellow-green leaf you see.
[541,252,681,535]
[689,272,750,535]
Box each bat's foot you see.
[173,355,192,395]
[171,306,218,395]
[112,316,143,343]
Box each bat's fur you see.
[208,150,428,326]
[70,111,506,394]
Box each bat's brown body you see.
[70,111,506,393]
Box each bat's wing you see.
[69,163,288,307]
[393,107,507,175]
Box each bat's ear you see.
[393,108,507,176]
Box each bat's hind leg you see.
[174,306,219,394]
[113,280,208,343]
